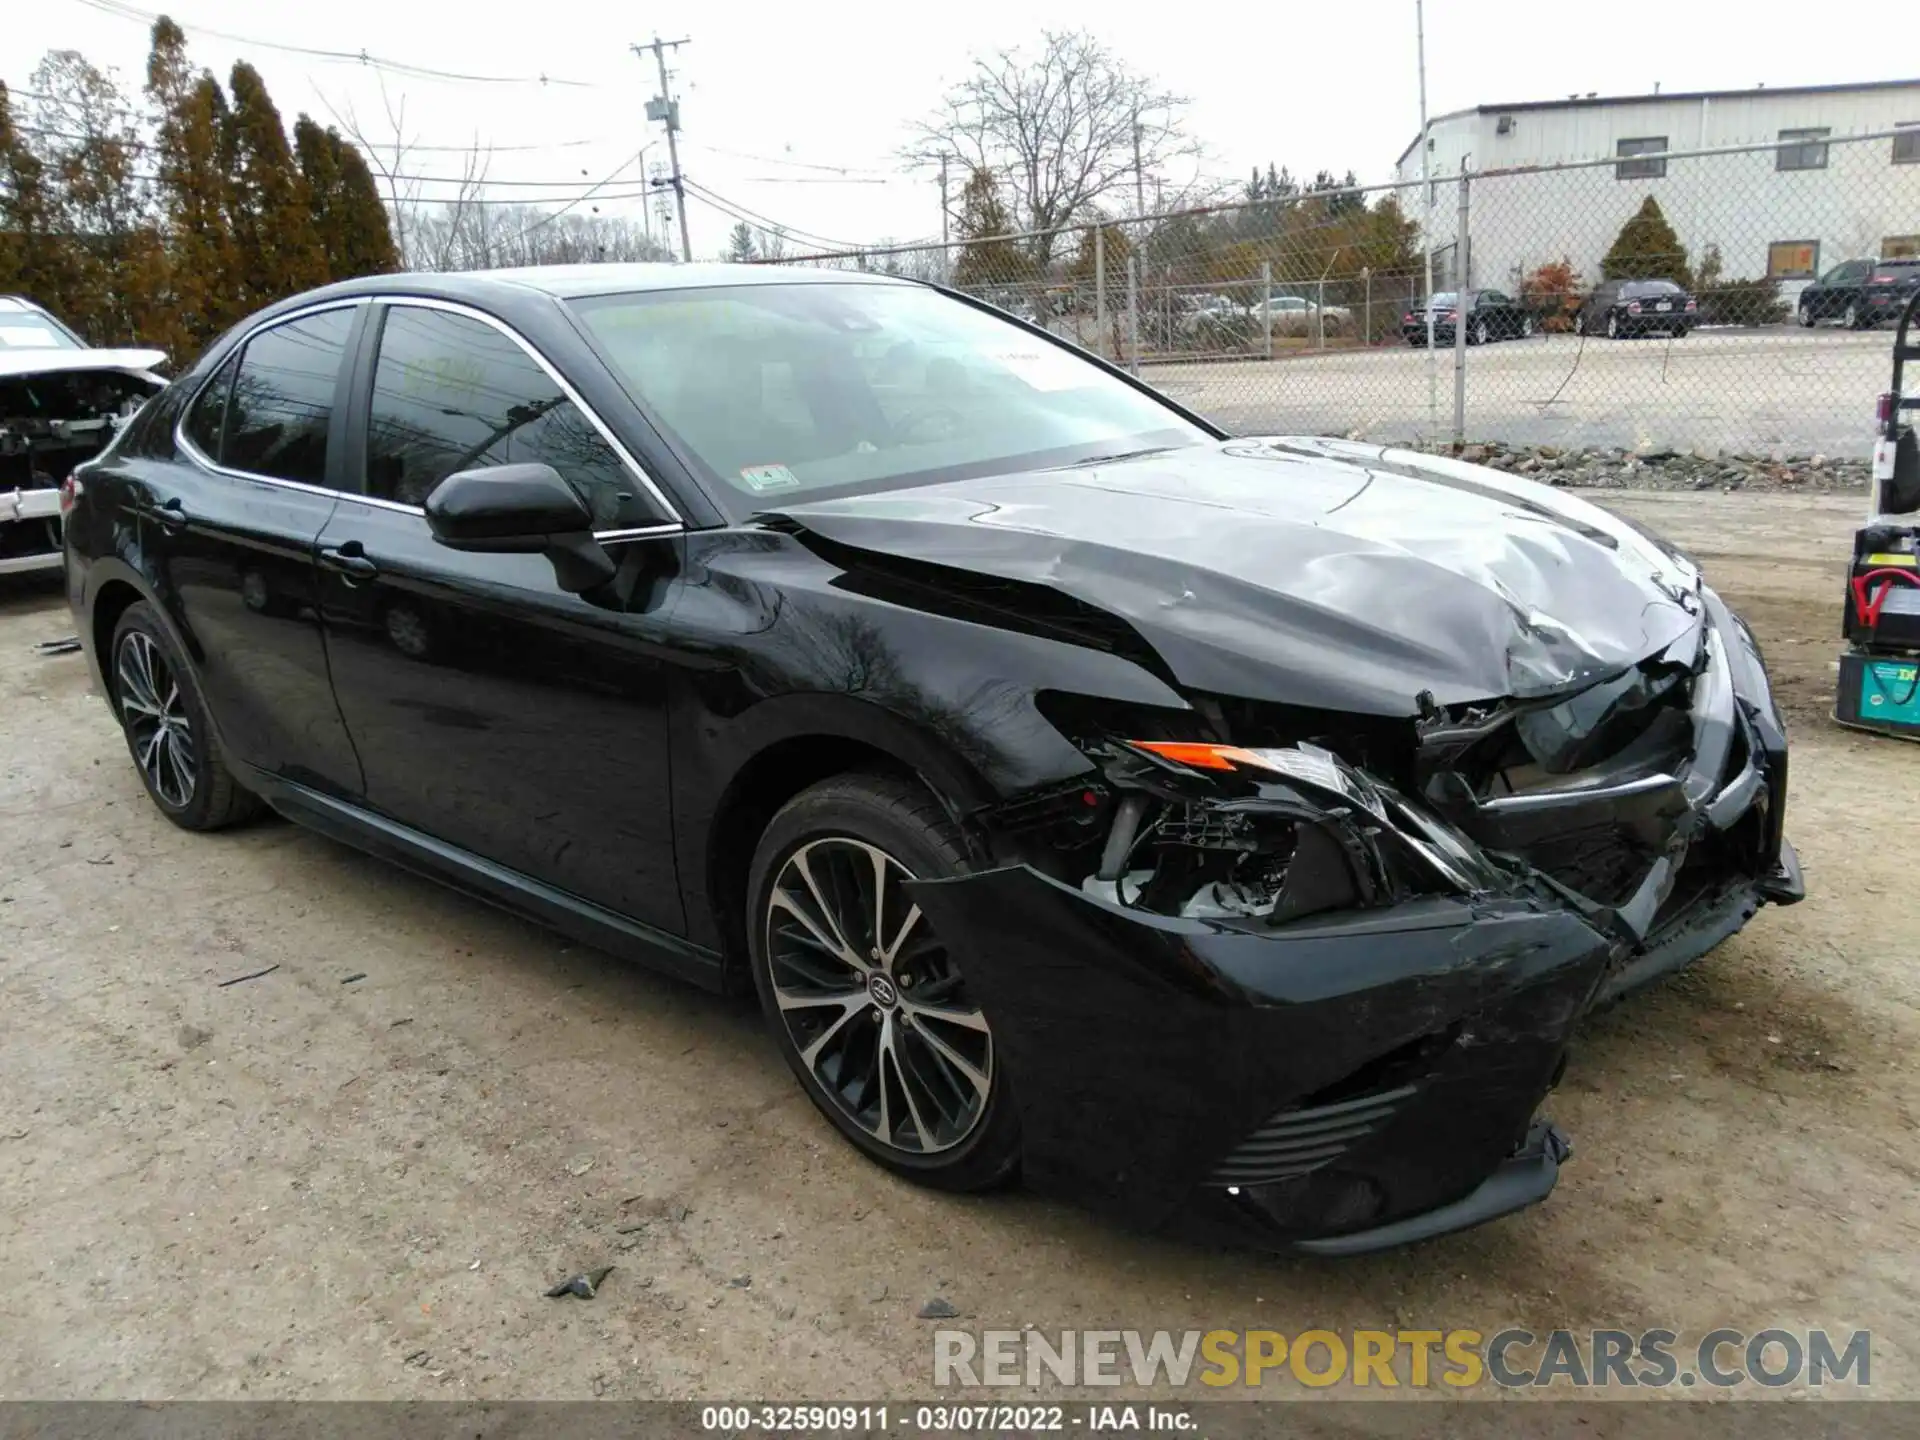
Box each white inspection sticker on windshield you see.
[986,346,1087,392]
[740,463,801,491]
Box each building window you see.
[1767,241,1820,280]
[1615,136,1668,180]
[1896,124,1920,165]
[1884,236,1920,260]
[1777,128,1830,171]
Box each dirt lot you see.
[3,487,1918,1406]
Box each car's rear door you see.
[158,301,365,795]
[313,298,686,934]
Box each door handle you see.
[319,541,380,582]
[155,497,187,532]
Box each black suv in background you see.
[1580,279,1696,339]
[1797,258,1920,329]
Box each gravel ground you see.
[2,486,1917,1406]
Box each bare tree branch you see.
[904,31,1202,262]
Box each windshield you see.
[0,304,84,350]
[571,282,1210,516]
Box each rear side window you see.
[223,308,355,485]
[363,305,657,527]
[183,354,235,459]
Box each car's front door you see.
[157,302,365,795]
[313,299,687,934]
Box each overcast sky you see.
[8,0,1917,260]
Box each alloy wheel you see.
[116,630,196,809]
[1521,315,1534,338]
[1844,303,1859,329]
[1474,319,1490,345]
[764,837,993,1156]
[1607,313,1619,338]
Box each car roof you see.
[298,262,917,307]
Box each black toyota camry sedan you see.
[63,266,1802,1254]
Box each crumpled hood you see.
[0,347,166,380]
[764,437,1704,717]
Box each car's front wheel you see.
[1472,318,1490,346]
[1606,312,1621,339]
[1798,303,1815,327]
[1844,303,1861,329]
[1520,314,1535,339]
[747,772,1021,1192]
[110,602,260,831]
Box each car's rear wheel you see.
[746,772,1020,1192]
[110,602,259,831]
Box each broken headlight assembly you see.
[1071,738,1503,927]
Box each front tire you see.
[1798,303,1815,327]
[110,602,260,831]
[1472,319,1490,346]
[1607,312,1621,339]
[1844,302,1861,329]
[746,772,1021,1192]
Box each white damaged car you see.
[1,296,165,575]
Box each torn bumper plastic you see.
[1434,588,1802,1005]
[904,865,1617,1254]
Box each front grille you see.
[1210,1084,1417,1186]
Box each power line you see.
[742,176,894,185]
[679,179,869,253]
[64,0,612,89]
[682,139,891,178]
[517,151,650,234]
[13,119,642,193]
[8,82,612,154]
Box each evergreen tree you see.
[293,117,399,282]
[1600,195,1690,285]
[331,133,398,277]
[146,18,238,350]
[225,61,324,310]
[725,220,757,263]
[951,168,1030,290]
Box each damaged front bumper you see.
[909,591,1799,1254]
[906,863,1614,1254]
[1,484,64,576]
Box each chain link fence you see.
[762,128,1920,460]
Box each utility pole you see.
[1416,0,1437,445]
[938,155,950,282]
[1132,105,1146,218]
[634,35,692,262]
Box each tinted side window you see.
[183,353,236,460]
[365,305,657,527]
[225,308,355,485]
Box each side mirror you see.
[425,463,615,594]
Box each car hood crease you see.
[765,438,1703,717]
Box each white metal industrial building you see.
[1394,80,1920,301]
